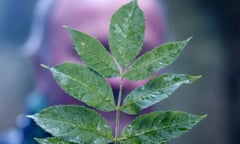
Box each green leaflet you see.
[29,106,114,144]
[109,0,145,68]
[124,37,192,80]
[35,137,77,144]
[33,0,207,143]
[120,111,207,144]
[65,26,119,78]
[121,74,201,115]
[49,62,115,111]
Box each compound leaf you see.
[120,111,207,144]
[121,73,201,115]
[65,26,119,77]
[49,62,115,111]
[29,105,114,144]
[124,37,192,80]
[109,0,145,68]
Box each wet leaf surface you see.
[121,73,201,114]
[120,111,206,144]
[124,38,192,80]
[30,106,114,144]
[50,62,116,111]
[65,26,119,78]
[109,1,145,68]
[35,137,77,144]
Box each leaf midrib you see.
[123,4,138,63]
[53,67,114,107]
[128,47,175,74]
[36,116,113,140]
[121,78,186,112]
[120,119,198,141]
[75,35,119,76]
[121,86,169,112]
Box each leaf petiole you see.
[115,73,124,144]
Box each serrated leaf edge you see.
[124,37,192,80]
[29,105,114,140]
[120,112,207,141]
[50,63,116,111]
[64,26,120,77]
[121,74,201,114]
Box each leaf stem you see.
[115,73,124,144]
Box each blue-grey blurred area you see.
[0,0,239,144]
[0,1,36,45]
[0,0,36,132]
[161,0,239,144]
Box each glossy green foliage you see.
[35,137,77,144]
[29,106,114,144]
[124,38,192,80]
[65,26,119,78]
[30,0,206,144]
[121,74,201,115]
[109,0,145,67]
[50,62,115,111]
[120,111,207,144]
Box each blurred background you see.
[0,0,36,136]
[0,0,239,144]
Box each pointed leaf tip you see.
[192,75,202,81]
[40,64,50,70]
[26,115,34,119]
[181,37,193,48]
[62,25,70,29]
[186,36,193,42]
[200,114,208,120]
[124,38,193,80]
